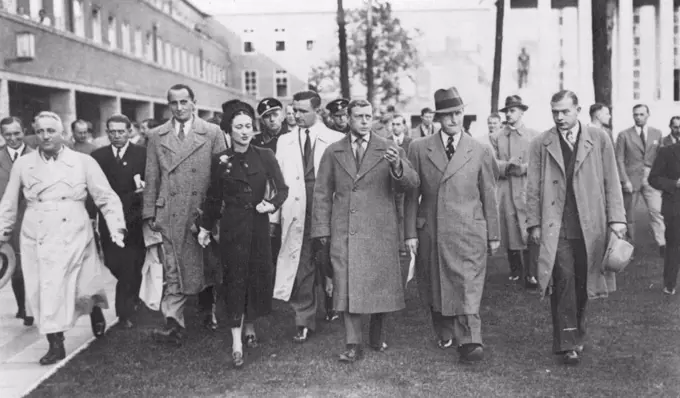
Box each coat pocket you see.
[155,198,165,208]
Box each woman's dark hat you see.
[434,87,465,113]
[500,95,529,112]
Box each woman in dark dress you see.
[198,101,288,368]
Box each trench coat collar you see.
[23,146,77,186]
[441,132,473,182]
[333,132,387,181]
[543,122,594,176]
[504,124,526,137]
[158,117,209,172]
[426,133,448,174]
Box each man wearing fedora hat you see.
[526,90,626,365]
[404,86,500,363]
[490,95,539,288]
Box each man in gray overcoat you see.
[404,87,500,364]
[526,90,626,365]
[311,99,419,363]
[143,84,226,345]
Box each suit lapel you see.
[333,136,357,178]
[0,150,12,173]
[356,134,387,181]
[573,125,594,174]
[629,127,645,154]
[545,128,565,176]
[441,133,472,183]
[169,118,208,172]
[426,135,448,174]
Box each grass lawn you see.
[29,211,680,398]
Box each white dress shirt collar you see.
[635,125,647,139]
[351,132,370,147]
[392,134,404,146]
[173,116,193,137]
[440,131,461,150]
[559,122,580,148]
[112,140,130,159]
[7,144,25,161]
[299,123,320,144]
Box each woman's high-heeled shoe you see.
[245,334,259,348]
[232,350,244,368]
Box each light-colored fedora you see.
[602,232,634,273]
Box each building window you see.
[91,7,102,43]
[632,7,641,100]
[244,70,258,96]
[276,41,285,51]
[173,45,180,71]
[108,16,117,49]
[146,32,154,61]
[134,29,143,57]
[72,0,85,37]
[53,0,65,30]
[181,49,188,73]
[244,41,254,53]
[306,40,314,50]
[157,37,164,65]
[121,22,131,53]
[165,41,172,67]
[275,70,288,97]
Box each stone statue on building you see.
[517,47,530,89]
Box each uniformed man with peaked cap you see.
[326,99,351,135]
[253,97,289,153]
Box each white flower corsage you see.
[219,155,229,164]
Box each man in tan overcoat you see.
[404,87,500,364]
[143,84,226,345]
[490,95,538,288]
[526,90,626,365]
[311,99,419,363]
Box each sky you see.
[191,0,491,15]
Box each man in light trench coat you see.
[490,95,539,288]
[311,99,419,363]
[144,84,226,345]
[404,86,500,364]
[271,90,344,343]
[526,90,626,365]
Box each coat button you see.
[295,197,300,201]
[292,217,297,222]
[352,187,357,192]
[549,222,554,227]
[553,180,558,184]
[551,201,555,205]
[192,168,197,172]
[296,176,300,180]
[192,191,197,196]
[170,192,176,196]
[351,209,356,213]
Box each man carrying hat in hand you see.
[404,87,500,363]
[490,95,539,288]
[326,99,351,135]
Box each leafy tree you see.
[309,1,420,104]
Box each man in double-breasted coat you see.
[272,91,345,343]
[490,95,539,288]
[616,104,664,254]
[143,84,226,344]
[0,116,34,326]
[404,87,500,364]
[311,99,419,363]
[526,90,626,365]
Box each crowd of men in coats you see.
[1,79,678,369]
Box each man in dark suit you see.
[91,114,146,328]
[0,116,34,326]
[661,116,680,147]
[616,104,665,255]
[649,140,680,295]
[391,114,412,255]
[411,107,436,138]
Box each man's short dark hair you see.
[633,104,650,113]
[106,114,132,130]
[392,114,406,125]
[71,119,89,132]
[142,118,161,129]
[421,107,434,116]
[348,99,372,116]
[167,84,196,101]
[292,90,322,109]
[589,103,608,118]
[487,113,501,121]
[669,116,680,127]
[550,90,579,106]
[0,116,23,130]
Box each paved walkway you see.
[0,272,118,398]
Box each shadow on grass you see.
[28,210,680,398]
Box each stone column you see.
[658,0,674,102]
[617,0,634,103]
[48,88,76,139]
[0,79,9,118]
[577,0,594,105]
[98,96,121,137]
[537,0,554,94]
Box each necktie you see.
[303,129,312,167]
[640,129,646,149]
[178,122,186,141]
[565,130,575,147]
[445,135,455,160]
[355,137,365,170]
[11,151,18,162]
[116,148,122,163]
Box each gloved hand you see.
[197,227,211,248]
